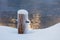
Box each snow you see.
[0,26,18,40]
[0,23,60,40]
[17,9,28,14]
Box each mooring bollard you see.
[17,9,30,34]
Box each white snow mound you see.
[0,23,60,40]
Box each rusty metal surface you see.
[18,14,25,34]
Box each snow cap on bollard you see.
[17,9,28,14]
[17,9,30,34]
[17,9,29,20]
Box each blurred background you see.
[0,0,60,29]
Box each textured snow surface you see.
[0,23,60,40]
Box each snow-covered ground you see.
[0,23,60,40]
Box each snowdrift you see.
[0,23,60,40]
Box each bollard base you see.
[18,25,24,34]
